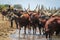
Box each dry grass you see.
[0,13,16,40]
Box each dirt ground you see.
[0,13,16,40]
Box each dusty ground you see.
[0,13,16,40]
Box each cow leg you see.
[10,20,13,28]
[18,24,21,39]
[33,27,34,34]
[15,21,18,29]
[45,30,52,39]
[48,29,53,40]
[45,31,48,38]
[33,26,36,35]
[56,29,60,35]
[35,27,36,34]
[24,26,26,34]
[42,27,45,35]
[49,33,51,38]
[28,25,31,34]
[19,28,20,39]
[39,27,41,35]
[33,26,35,34]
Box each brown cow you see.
[18,12,31,34]
[45,16,60,38]
[30,12,40,34]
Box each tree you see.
[0,5,6,12]
[4,4,10,8]
[14,4,23,10]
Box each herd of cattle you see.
[0,6,60,38]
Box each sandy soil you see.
[0,16,16,40]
